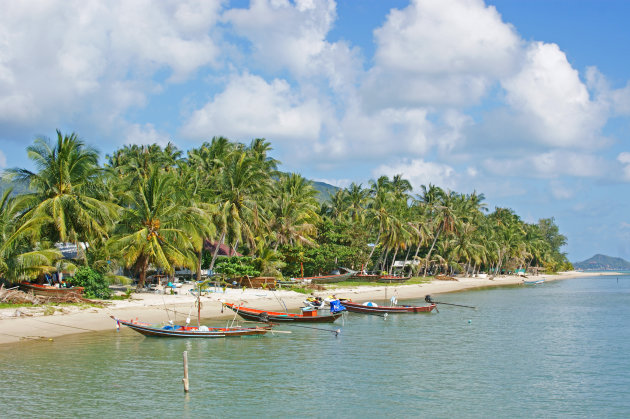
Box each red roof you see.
[203,240,242,257]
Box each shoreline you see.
[0,271,618,347]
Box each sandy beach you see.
[0,271,616,346]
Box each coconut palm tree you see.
[7,131,119,261]
[0,188,64,281]
[268,173,320,251]
[107,166,200,288]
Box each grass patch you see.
[287,286,313,294]
[0,302,102,310]
[0,302,36,309]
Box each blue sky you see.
[1,0,629,263]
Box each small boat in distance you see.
[222,302,344,323]
[112,316,271,338]
[341,300,436,314]
[523,277,545,285]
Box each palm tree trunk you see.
[196,247,203,282]
[423,225,443,277]
[137,256,148,289]
[209,231,226,270]
[377,247,389,272]
[364,230,381,269]
[402,246,411,276]
[389,246,399,275]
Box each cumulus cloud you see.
[373,158,458,191]
[363,0,520,108]
[124,123,173,147]
[483,150,606,179]
[0,150,6,168]
[180,72,324,142]
[0,0,222,139]
[501,42,607,148]
[224,0,361,96]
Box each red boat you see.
[19,281,84,297]
[341,300,436,314]
[112,316,271,338]
[222,302,343,323]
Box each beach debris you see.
[435,275,458,281]
[0,284,104,306]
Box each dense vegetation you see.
[0,131,572,291]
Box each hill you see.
[573,254,630,271]
[311,180,339,203]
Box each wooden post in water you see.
[182,351,190,393]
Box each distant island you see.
[573,254,630,271]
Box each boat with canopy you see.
[222,302,344,323]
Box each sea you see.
[2,274,629,418]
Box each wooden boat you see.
[111,316,271,338]
[377,275,411,283]
[349,273,380,282]
[296,271,354,284]
[341,300,436,314]
[523,278,545,285]
[222,302,343,323]
[19,281,84,296]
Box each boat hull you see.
[223,303,343,323]
[299,272,354,284]
[376,276,411,283]
[341,301,436,314]
[113,317,270,338]
[19,282,84,296]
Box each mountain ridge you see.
[573,254,630,271]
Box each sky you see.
[1,0,629,263]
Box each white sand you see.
[0,271,616,346]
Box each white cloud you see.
[124,123,172,147]
[180,72,323,142]
[0,0,222,136]
[501,42,607,148]
[224,0,361,93]
[364,0,521,108]
[549,180,574,200]
[373,158,458,191]
[617,152,630,181]
[0,150,6,168]
[483,150,606,179]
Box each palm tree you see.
[344,182,369,224]
[7,131,118,261]
[107,166,200,288]
[268,173,320,251]
[423,189,459,276]
[211,149,272,266]
[0,188,64,281]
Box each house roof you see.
[203,240,243,257]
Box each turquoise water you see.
[2,275,630,418]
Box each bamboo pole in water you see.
[182,351,190,393]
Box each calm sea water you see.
[2,275,630,418]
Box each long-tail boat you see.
[294,270,355,284]
[19,281,84,297]
[376,275,411,283]
[111,316,271,338]
[341,300,436,314]
[222,302,343,323]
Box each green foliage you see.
[200,249,213,269]
[71,266,111,299]
[214,256,260,278]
